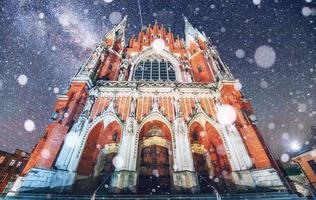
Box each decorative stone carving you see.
[96,80,217,90]
[183,60,193,83]
[118,58,129,81]
[82,95,95,116]
[129,97,136,117]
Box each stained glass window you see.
[133,58,176,81]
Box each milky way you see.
[0,0,315,162]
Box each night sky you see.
[0,0,315,162]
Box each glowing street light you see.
[290,141,301,152]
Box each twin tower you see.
[10,16,285,195]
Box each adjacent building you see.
[291,149,316,192]
[0,149,29,193]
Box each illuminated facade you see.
[9,17,285,195]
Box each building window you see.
[307,160,316,174]
[0,173,8,182]
[112,131,118,142]
[16,161,22,168]
[133,58,176,81]
[198,65,203,73]
[108,64,113,71]
[0,156,5,164]
[9,160,16,166]
[192,131,199,142]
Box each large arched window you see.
[133,57,176,81]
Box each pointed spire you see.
[104,15,128,47]
[183,16,196,38]
[183,16,207,47]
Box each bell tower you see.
[9,16,286,196]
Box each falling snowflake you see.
[24,119,35,132]
[53,87,59,94]
[21,152,27,157]
[152,39,166,51]
[254,45,276,68]
[220,27,226,33]
[280,154,289,163]
[104,0,113,3]
[252,0,261,5]
[233,81,242,91]
[109,11,122,24]
[152,169,159,177]
[268,122,275,130]
[282,133,289,140]
[302,7,312,17]
[38,12,45,19]
[112,155,124,168]
[260,80,269,89]
[216,104,237,126]
[17,74,28,85]
[298,123,304,130]
[41,149,51,159]
[235,49,245,58]
[298,103,307,112]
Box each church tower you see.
[9,17,285,195]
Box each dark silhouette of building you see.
[0,149,29,193]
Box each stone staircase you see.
[2,192,308,200]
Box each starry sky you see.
[0,0,315,162]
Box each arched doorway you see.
[189,118,231,193]
[73,118,122,194]
[137,120,173,194]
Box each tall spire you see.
[183,16,207,47]
[104,15,128,47]
[183,16,197,39]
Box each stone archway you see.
[73,118,122,193]
[188,117,231,193]
[137,120,173,194]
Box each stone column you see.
[54,96,95,171]
[227,125,253,169]
[172,98,199,193]
[110,97,138,193]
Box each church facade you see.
[10,17,285,195]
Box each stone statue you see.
[183,60,193,83]
[174,98,180,117]
[118,68,126,81]
[129,97,136,117]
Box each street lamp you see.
[290,141,301,152]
